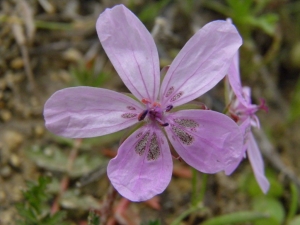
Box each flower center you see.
[138,98,172,127]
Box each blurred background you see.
[0,0,300,224]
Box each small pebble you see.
[34,125,45,137]
[0,166,12,178]
[0,109,12,122]
[10,57,24,69]
[9,154,21,168]
[30,96,39,107]
[44,147,54,156]
[59,70,71,83]
[0,190,6,201]
[3,130,24,151]
[11,186,22,202]
[0,208,14,224]
[63,48,83,62]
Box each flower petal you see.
[165,110,243,173]
[227,52,248,106]
[96,5,160,102]
[44,87,143,138]
[224,118,251,175]
[160,21,242,107]
[247,132,270,193]
[228,52,241,88]
[107,124,173,201]
[241,86,252,105]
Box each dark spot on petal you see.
[136,132,143,138]
[127,106,136,110]
[147,133,160,161]
[171,124,194,145]
[135,131,150,155]
[121,113,137,118]
[165,86,174,98]
[170,91,183,102]
[174,118,199,128]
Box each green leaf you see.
[42,212,68,225]
[142,220,161,225]
[88,210,101,225]
[22,177,51,215]
[137,0,171,23]
[288,215,300,225]
[252,197,285,225]
[27,146,105,177]
[240,168,283,198]
[201,211,269,225]
[70,63,108,87]
[61,190,101,210]
[289,78,300,122]
[287,183,299,221]
[248,13,278,35]
[226,0,252,16]
[253,0,272,14]
[16,203,37,223]
[16,176,68,225]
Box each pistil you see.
[138,99,172,127]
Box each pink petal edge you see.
[227,53,249,107]
[247,132,270,193]
[44,87,143,138]
[107,124,173,201]
[96,4,160,102]
[165,110,243,173]
[160,21,242,107]
[224,118,251,175]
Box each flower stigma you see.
[138,98,172,127]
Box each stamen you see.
[152,102,160,107]
[172,155,182,162]
[160,123,169,127]
[138,110,148,121]
[198,102,209,110]
[155,118,169,127]
[141,98,151,104]
[259,98,268,112]
[230,113,239,122]
[165,105,173,112]
[138,100,169,126]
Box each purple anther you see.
[165,105,173,112]
[138,110,148,121]
[160,122,169,127]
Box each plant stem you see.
[171,204,204,225]
[191,167,198,206]
[192,169,208,206]
[198,173,208,203]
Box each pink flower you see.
[44,5,243,201]
[225,50,270,193]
